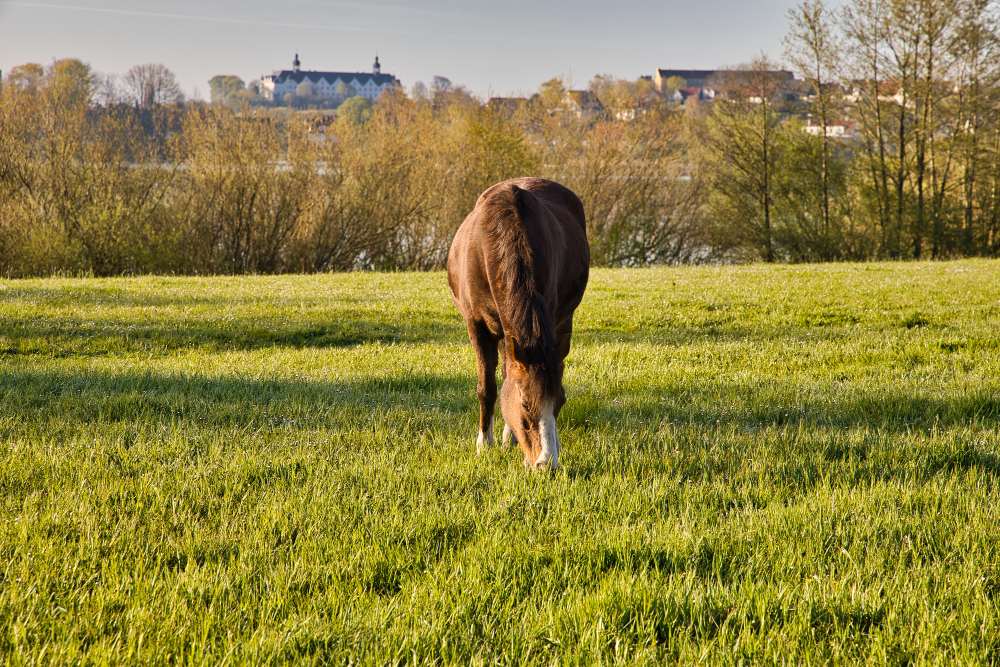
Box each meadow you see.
[1,260,999,665]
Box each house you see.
[487,96,528,116]
[670,87,718,104]
[564,90,605,119]
[803,118,859,139]
[843,80,912,107]
[260,53,400,103]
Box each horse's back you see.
[447,178,589,332]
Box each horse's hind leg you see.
[468,320,498,454]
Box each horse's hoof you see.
[476,425,494,455]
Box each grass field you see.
[2,260,1000,665]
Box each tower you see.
[373,54,381,75]
[293,51,301,72]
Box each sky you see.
[0,0,831,98]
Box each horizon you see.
[0,0,841,99]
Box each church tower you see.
[293,52,301,72]
[373,54,381,75]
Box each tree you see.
[122,63,184,108]
[432,76,452,94]
[337,96,374,126]
[410,81,430,101]
[588,74,661,120]
[182,109,312,273]
[95,73,121,106]
[665,75,688,90]
[841,0,897,256]
[47,58,97,107]
[0,61,182,275]
[785,0,842,259]
[895,0,960,258]
[299,94,438,271]
[706,54,786,262]
[538,76,569,110]
[208,75,245,103]
[5,63,44,90]
[295,81,314,98]
[335,81,356,102]
[951,0,1000,254]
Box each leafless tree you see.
[122,63,184,108]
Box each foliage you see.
[705,55,786,262]
[2,262,999,663]
[208,75,245,104]
[336,95,374,126]
[6,0,1000,278]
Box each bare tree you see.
[431,76,452,94]
[122,63,184,108]
[785,0,842,259]
[94,73,121,106]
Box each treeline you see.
[1,0,1000,277]
[0,64,705,276]
[716,0,1000,261]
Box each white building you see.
[803,119,859,139]
[260,53,400,103]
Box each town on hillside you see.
[205,54,875,139]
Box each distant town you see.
[204,52,866,140]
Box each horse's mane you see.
[484,183,560,379]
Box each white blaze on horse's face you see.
[500,376,564,471]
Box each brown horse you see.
[447,178,589,470]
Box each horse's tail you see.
[484,182,539,334]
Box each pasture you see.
[1,261,999,664]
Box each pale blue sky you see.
[0,0,835,98]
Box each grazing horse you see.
[447,178,589,470]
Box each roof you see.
[567,90,604,109]
[265,70,399,87]
[657,68,794,82]
[657,69,720,80]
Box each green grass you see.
[2,260,1000,665]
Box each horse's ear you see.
[557,334,571,360]
[508,335,529,371]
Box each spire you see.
[373,53,381,75]
[293,51,301,72]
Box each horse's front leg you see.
[468,320,498,454]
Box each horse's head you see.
[499,334,572,470]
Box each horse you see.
[447,178,589,470]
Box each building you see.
[260,53,400,103]
[803,118,859,139]
[655,69,723,91]
[487,97,529,116]
[670,87,719,104]
[654,68,795,93]
[565,90,605,119]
